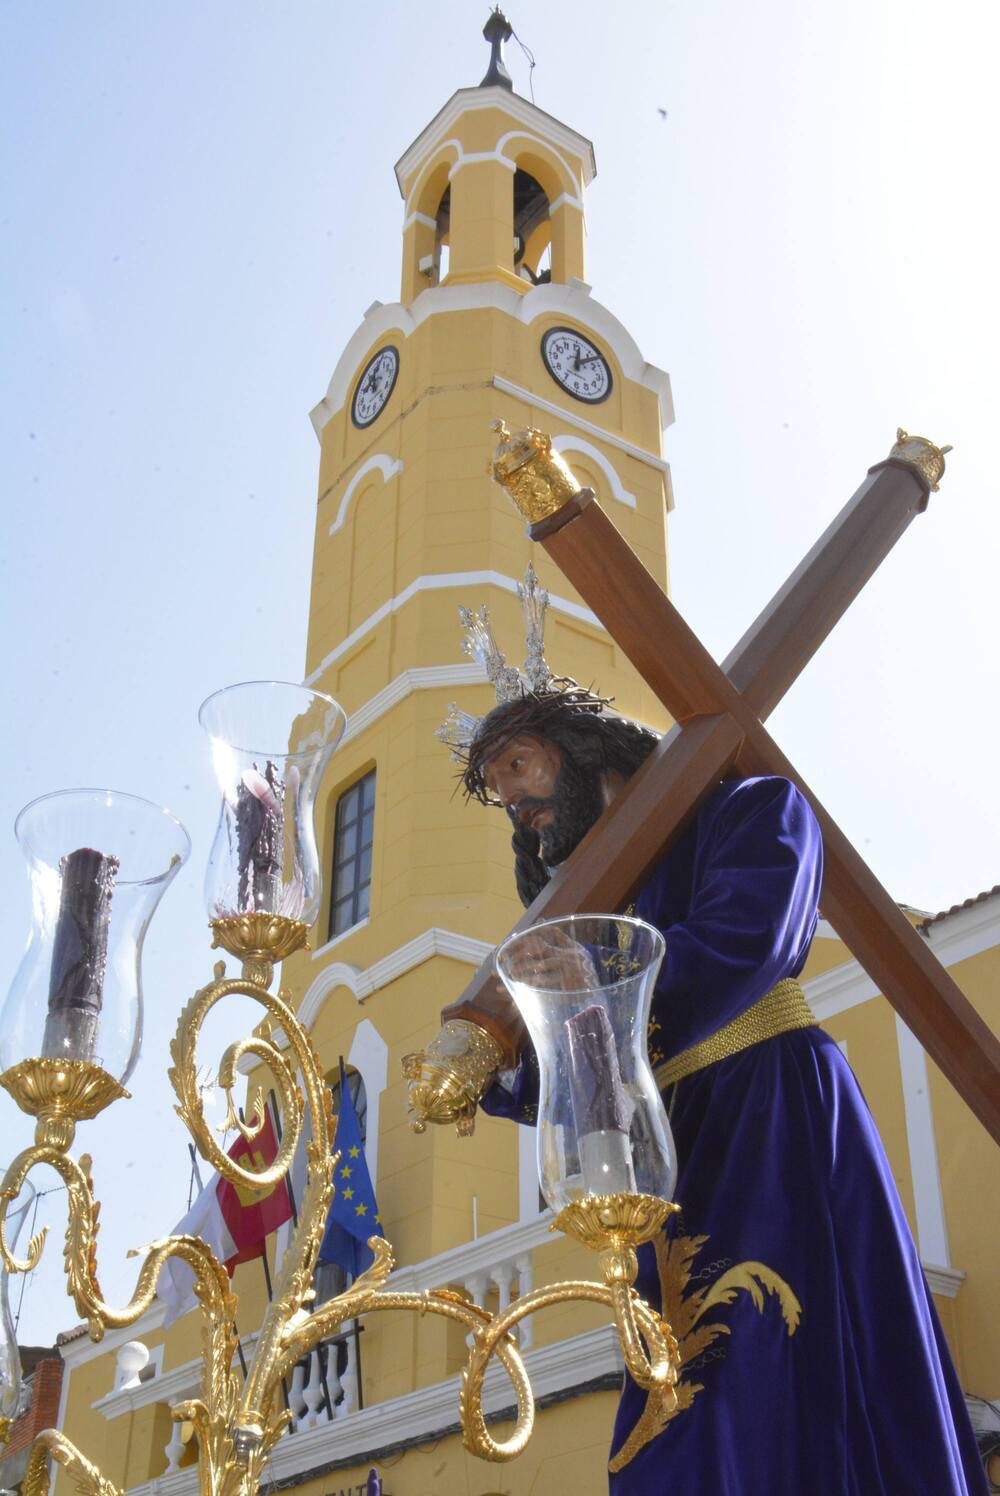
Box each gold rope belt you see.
[653,977,816,1090]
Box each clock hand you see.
[578,353,603,366]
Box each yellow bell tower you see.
[279,17,677,1484]
[280,14,678,1489]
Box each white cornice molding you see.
[303,570,600,688]
[309,281,672,439]
[394,86,596,194]
[328,455,403,535]
[123,1322,620,1496]
[93,1356,197,1422]
[59,1303,165,1370]
[493,374,672,476]
[922,890,1000,966]
[237,923,493,1074]
[923,1263,966,1298]
[801,963,880,1023]
[92,1334,259,1422]
[803,893,1000,1024]
[550,434,636,508]
[549,191,584,213]
[298,927,493,1027]
[341,663,486,744]
[388,1210,554,1292]
[448,150,517,177]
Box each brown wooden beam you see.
[723,459,932,719]
[441,712,745,1064]
[528,490,1000,1146]
[735,736,1000,1145]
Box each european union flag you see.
[318,1064,383,1276]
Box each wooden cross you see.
[441,429,1000,1146]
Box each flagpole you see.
[186,1141,202,1211]
[268,1090,335,1423]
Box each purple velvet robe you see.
[482,775,986,1494]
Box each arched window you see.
[329,770,375,939]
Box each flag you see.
[318,1064,383,1276]
[217,1107,294,1269]
[159,1111,293,1324]
[158,1172,237,1326]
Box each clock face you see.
[540,327,613,404]
[351,345,400,428]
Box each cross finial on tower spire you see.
[480,7,514,91]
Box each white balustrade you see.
[299,1347,330,1429]
[339,1323,360,1416]
[163,1420,185,1473]
[288,1360,307,1429]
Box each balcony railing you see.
[95,1210,568,1486]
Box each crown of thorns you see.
[435,563,614,803]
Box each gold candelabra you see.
[0,913,680,1494]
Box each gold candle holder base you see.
[0,1057,128,1149]
[554,1190,680,1284]
[210,913,309,984]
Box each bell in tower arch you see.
[513,168,551,285]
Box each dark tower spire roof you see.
[480,7,514,91]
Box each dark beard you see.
[507,754,605,869]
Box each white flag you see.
[158,1174,237,1327]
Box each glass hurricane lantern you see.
[495,915,679,1255]
[198,681,345,972]
[0,789,190,1144]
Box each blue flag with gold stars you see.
[318,1066,383,1276]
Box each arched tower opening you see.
[513,167,550,284]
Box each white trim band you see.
[303,570,601,688]
[300,927,494,1023]
[494,375,670,477]
[310,280,673,438]
[328,454,404,535]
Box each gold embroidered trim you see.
[653,977,815,1090]
[608,1232,801,1472]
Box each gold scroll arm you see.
[169,968,318,1194]
[23,1429,123,1496]
[273,1237,675,1465]
[0,1145,237,1343]
[275,1239,535,1465]
[0,1150,219,1338]
[169,961,335,1458]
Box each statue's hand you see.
[402,1020,505,1138]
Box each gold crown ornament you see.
[488,420,582,523]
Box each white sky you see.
[1,0,998,1344]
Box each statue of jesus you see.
[413,576,987,1494]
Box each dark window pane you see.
[338,785,360,824]
[332,897,354,935]
[336,822,358,862]
[329,770,376,941]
